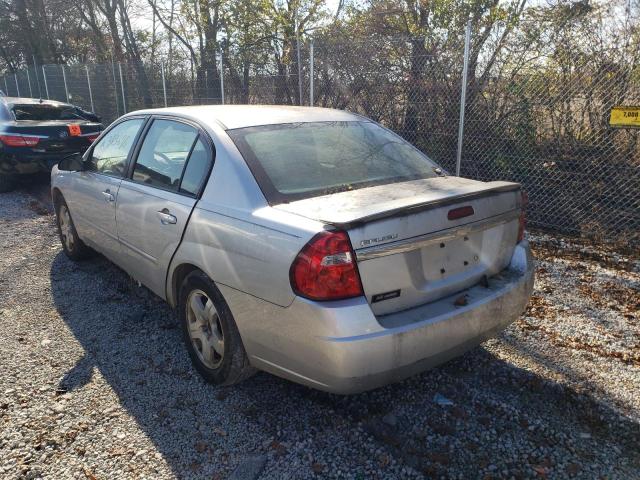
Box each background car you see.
[51,105,534,394]
[0,96,103,192]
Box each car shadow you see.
[49,252,640,478]
[1,172,54,220]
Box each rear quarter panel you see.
[172,205,318,307]
[166,119,324,308]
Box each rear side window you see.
[0,103,11,121]
[87,118,144,177]
[132,120,199,191]
[228,121,440,204]
[180,139,212,195]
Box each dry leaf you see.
[532,465,549,476]
[83,466,97,480]
[454,295,468,306]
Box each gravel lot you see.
[1,180,639,480]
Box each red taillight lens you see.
[86,134,100,143]
[517,190,528,243]
[0,134,40,147]
[290,230,364,301]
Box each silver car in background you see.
[51,106,534,394]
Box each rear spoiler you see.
[325,182,522,230]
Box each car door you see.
[115,117,214,298]
[63,117,146,262]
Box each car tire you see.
[0,174,15,193]
[55,196,94,261]
[179,270,255,386]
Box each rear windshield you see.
[228,121,441,204]
[11,104,87,121]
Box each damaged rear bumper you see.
[223,241,535,394]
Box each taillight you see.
[517,190,528,243]
[0,134,40,147]
[290,230,364,301]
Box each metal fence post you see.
[296,31,302,105]
[26,69,33,97]
[111,58,119,116]
[118,63,127,113]
[14,73,20,97]
[161,63,168,107]
[218,50,225,105]
[309,39,314,106]
[61,65,70,102]
[42,66,49,99]
[456,20,471,177]
[85,66,95,112]
[33,56,42,98]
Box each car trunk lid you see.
[1,120,103,153]
[276,177,523,315]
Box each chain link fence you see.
[462,55,640,244]
[2,34,638,246]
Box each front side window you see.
[132,119,199,191]
[228,121,442,204]
[87,118,144,177]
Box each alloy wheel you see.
[59,205,75,251]
[186,289,225,369]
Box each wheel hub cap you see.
[59,206,74,250]
[186,290,224,369]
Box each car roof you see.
[1,96,73,108]
[128,105,364,130]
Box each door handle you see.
[157,209,177,225]
[102,190,115,202]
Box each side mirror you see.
[57,153,84,172]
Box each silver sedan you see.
[51,106,534,394]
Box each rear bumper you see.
[223,241,535,394]
[1,151,70,175]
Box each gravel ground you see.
[1,181,638,480]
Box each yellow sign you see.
[609,106,640,128]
